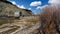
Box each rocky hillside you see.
[0,0,33,16]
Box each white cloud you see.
[36,5,48,9]
[48,0,60,4]
[9,1,26,9]
[10,1,16,5]
[36,6,41,9]
[28,8,31,10]
[30,1,41,6]
[17,5,26,9]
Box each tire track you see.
[11,22,41,34]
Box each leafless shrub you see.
[39,5,60,34]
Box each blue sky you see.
[8,0,59,14]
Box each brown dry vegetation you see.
[24,16,39,23]
[20,16,39,26]
[36,5,60,34]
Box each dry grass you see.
[25,17,39,23]
[21,16,40,26]
[0,18,15,25]
[26,18,37,22]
